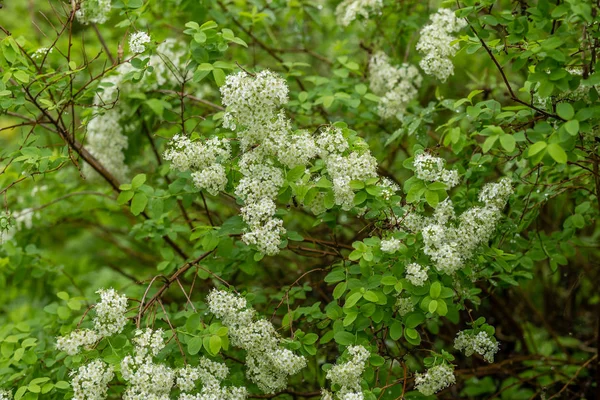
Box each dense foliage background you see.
[1,0,599,398]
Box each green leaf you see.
[564,119,579,135]
[117,190,134,205]
[528,141,547,157]
[131,174,147,189]
[499,135,516,152]
[363,291,379,302]
[428,299,438,313]
[334,331,355,345]
[556,103,574,120]
[482,135,498,153]
[390,321,403,340]
[425,190,439,207]
[547,143,567,164]
[344,292,362,308]
[213,68,226,86]
[430,282,442,299]
[187,337,202,355]
[131,193,148,216]
[209,335,222,354]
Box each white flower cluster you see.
[413,153,460,189]
[0,211,13,245]
[56,288,128,355]
[379,177,401,201]
[76,0,112,25]
[129,32,151,54]
[416,8,467,82]
[84,62,133,183]
[56,329,101,356]
[177,358,247,399]
[407,179,513,275]
[380,237,401,253]
[164,135,232,195]
[454,330,499,363]
[394,297,414,316]
[478,177,513,209]
[324,148,378,210]
[32,47,53,60]
[207,290,307,393]
[94,288,128,336]
[0,390,12,399]
[368,52,422,119]
[322,345,369,400]
[221,71,294,255]
[219,71,378,253]
[414,363,456,396]
[405,263,429,286]
[70,359,114,400]
[85,40,187,183]
[121,328,176,400]
[335,0,383,27]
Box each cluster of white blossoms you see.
[380,237,402,253]
[76,0,112,25]
[335,0,383,27]
[207,289,307,393]
[405,263,429,286]
[368,52,422,119]
[395,297,414,316]
[70,359,114,400]
[454,330,499,363]
[379,177,401,201]
[56,288,128,355]
[416,8,467,82]
[0,390,11,399]
[322,345,369,400]
[129,31,151,54]
[414,363,456,396]
[404,178,513,275]
[31,47,53,60]
[94,288,129,336]
[177,358,247,399]
[85,39,187,183]
[121,329,175,400]
[214,70,378,254]
[380,237,401,253]
[0,211,13,245]
[164,135,232,195]
[56,329,101,356]
[413,153,460,189]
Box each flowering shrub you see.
[0,0,599,399]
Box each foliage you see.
[0,0,599,399]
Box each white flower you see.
[395,297,414,316]
[71,359,114,400]
[335,0,383,27]
[32,47,53,60]
[416,9,466,82]
[406,263,429,286]
[414,363,456,396]
[455,330,500,363]
[369,52,422,119]
[94,288,128,336]
[121,329,175,399]
[76,0,112,25]
[0,390,12,400]
[56,329,101,356]
[380,238,401,253]
[129,32,151,53]
[324,346,369,399]
[207,290,307,393]
[413,153,460,189]
[177,358,247,398]
[478,177,513,209]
